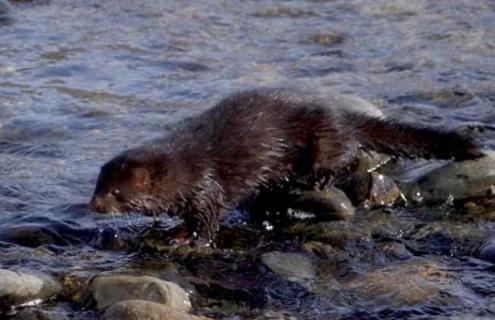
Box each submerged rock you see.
[0,269,61,312]
[409,220,487,256]
[254,5,313,17]
[103,300,210,320]
[478,236,495,263]
[312,31,345,47]
[343,259,452,307]
[322,93,385,119]
[253,310,298,320]
[261,251,317,286]
[0,0,10,15]
[12,309,69,320]
[288,220,369,249]
[403,151,495,203]
[377,241,413,261]
[87,275,191,312]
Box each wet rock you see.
[12,309,69,320]
[254,5,313,17]
[478,236,495,263]
[0,219,90,248]
[215,225,262,250]
[410,221,487,256]
[344,259,451,306]
[312,31,345,47]
[103,300,210,320]
[377,241,413,261]
[261,251,316,286]
[359,1,424,18]
[323,94,393,204]
[463,200,486,216]
[302,241,349,262]
[357,150,390,173]
[366,172,401,207]
[0,0,10,14]
[0,269,61,311]
[288,220,369,249]
[290,208,414,250]
[87,275,191,312]
[60,271,92,304]
[253,310,298,320]
[460,197,495,220]
[403,151,495,203]
[0,224,69,247]
[325,94,385,119]
[290,188,355,221]
[390,89,474,109]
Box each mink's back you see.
[126,88,480,207]
[156,89,356,201]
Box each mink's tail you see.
[348,114,483,160]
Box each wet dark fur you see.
[90,89,482,242]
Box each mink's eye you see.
[111,189,121,196]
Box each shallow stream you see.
[1,1,495,319]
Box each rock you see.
[402,151,495,203]
[254,5,313,17]
[324,94,393,204]
[357,150,390,172]
[261,251,316,286]
[253,310,298,320]
[60,271,92,304]
[312,31,345,47]
[288,220,369,249]
[478,236,495,263]
[410,220,486,256]
[0,224,69,247]
[0,269,61,311]
[87,275,191,312]
[0,220,89,248]
[377,242,413,261]
[343,259,452,306]
[325,94,385,119]
[366,172,401,207]
[12,309,69,320]
[289,188,355,221]
[0,0,10,15]
[302,241,349,262]
[103,300,210,320]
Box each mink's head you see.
[90,153,167,215]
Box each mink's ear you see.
[131,167,151,187]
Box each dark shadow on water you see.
[0,15,14,26]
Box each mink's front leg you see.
[180,204,223,245]
[171,180,226,245]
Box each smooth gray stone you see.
[0,0,10,15]
[403,151,495,203]
[87,274,191,312]
[0,269,61,311]
[261,251,316,286]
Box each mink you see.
[90,89,482,243]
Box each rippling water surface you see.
[1,1,495,319]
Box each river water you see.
[1,1,495,319]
